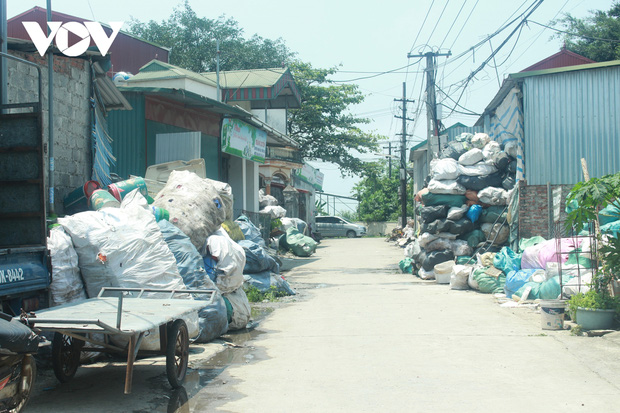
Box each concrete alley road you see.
[198,237,620,413]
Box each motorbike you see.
[0,312,40,413]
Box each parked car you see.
[315,216,366,238]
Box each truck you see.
[0,52,50,315]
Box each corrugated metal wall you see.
[522,67,620,185]
[107,93,147,179]
[445,125,483,141]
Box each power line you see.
[447,0,480,51]
[439,0,468,51]
[332,60,423,83]
[424,0,451,49]
[528,19,620,43]
[409,0,436,53]
[443,0,544,119]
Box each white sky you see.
[7,0,616,213]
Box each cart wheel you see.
[52,333,83,383]
[166,319,189,389]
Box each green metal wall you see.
[107,92,220,180]
[146,120,220,180]
[107,92,147,179]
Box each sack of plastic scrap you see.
[238,239,280,274]
[472,266,506,294]
[223,287,251,330]
[58,191,186,298]
[244,271,295,296]
[235,215,265,247]
[202,228,246,294]
[195,291,229,343]
[279,227,317,257]
[48,226,87,306]
[280,217,308,235]
[152,170,226,250]
[450,265,472,290]
[261,205,287,219]
[205,178,234,221]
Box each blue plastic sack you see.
[243,271,295,295]
[159,220,226,343]
[158,220,215,290]
[466,204,482,223]
[235,215,265,247]
[195,291,229,343]
[238,240,279,274]
[505,269,537,298]
[493,246,522,275]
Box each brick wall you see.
[7,51,91,215]
[518,181,574,239]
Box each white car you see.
[315,216,367,238]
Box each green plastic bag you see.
[518,236,546,252]
[515,281,542,299]
[456,255,473,265]
[420,192,467,208]
[479,206,507,224]
[399,258,414,274]
[461,229,486,249]
[280,227,317,257]
[493,247,522,274]
[473,267,506,294]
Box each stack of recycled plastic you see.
[404,132,516,280]
[233,216,296,298]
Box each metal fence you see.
[234,209,272,244]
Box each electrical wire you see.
[409,0,436,53]
[332,60,423,83]
[438,0,537,69]
[424,0,452,49]
[447,0,480,51]
[439,0,468,51]
[442,0,544,119]
[527,19,620,43]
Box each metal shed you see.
[477,59,620,185]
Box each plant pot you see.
[575,307,617,330]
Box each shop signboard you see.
[221,118,267,163]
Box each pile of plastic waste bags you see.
[49,170,297,347]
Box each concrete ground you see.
[24,237,620,413]
[200,238,620,413]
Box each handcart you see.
[24,287,215,394]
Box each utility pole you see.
[394,82,415,227]
[382,142,393,178]
[407,51,451,172]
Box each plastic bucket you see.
[64,180,101,214]
[108,177,149,201]
[434,261,455,284]
[89,189,121,210]
[540,300,565,330]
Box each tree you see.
[554,2,620,62]
[287,62,381,176]
[128,1,379,175]
[127,0,295,72]
[353,161,413,222]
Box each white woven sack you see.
[482,141,501,160]
[428,179,466,195]
[48,227,87,306]
[431,158,459,180]
[153,170,226,249]
[458,148,484,166]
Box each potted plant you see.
[565,172,620,330]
